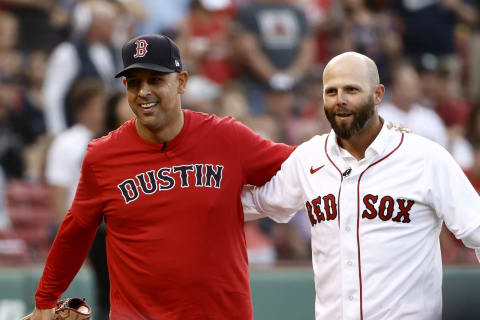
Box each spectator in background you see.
[105,91,135,134]
[264,86,297,123]
[217,85,252,122]
[465,142,480,192]
[232,0,314,113]
[287,68,331,145]
[466,103,480,146]
[42,0,121,135]
[12,50,49,181]
[2,0,65,53]
[136,0,192,35]
[431,68,471,129]
[464,103,480,177]
[469,0,480,101]
[432,68,474,169]
[0,10,26,179]
[0,11,22,83]
[379,63,449,148]
[45,78,106,233]
[110,0,147,47]
[296,0,339,65]
[338,0,401,85]
[45,78,108,319]
[177,0,234,86]
[183,75,222,114]
[0,83,24,179]
[391,0,478,95]
[14,51,48,147]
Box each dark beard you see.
[325,96,375,139]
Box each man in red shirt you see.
[23,34,293,319]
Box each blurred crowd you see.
[0,0,479,268]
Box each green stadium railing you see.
[0,266,478,319]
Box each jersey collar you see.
[326,119,395,162]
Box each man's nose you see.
[336,90,347,105]
[138,81,151,96]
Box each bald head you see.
[323,52,380,88]
[322,51,385,141]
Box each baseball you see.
[77,305,89,314]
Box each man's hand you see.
[385,120,411,133]
[269,73,295,91]
[21,307,55,320]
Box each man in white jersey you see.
[242,52,480,320]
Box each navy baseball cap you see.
[115,34,182,78]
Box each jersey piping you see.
[325,132,405,320]
[325,134,343,228]
[356,133,404,319]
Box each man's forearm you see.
[286,36,315,80]
[36,213,98,308]
[236,33,278,82]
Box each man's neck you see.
[337,116,383,160]
[136,110,185,144]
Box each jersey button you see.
[345,226,351,232]
[347,261,353,266]
[348,295,354,301]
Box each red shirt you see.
[35,110,294,319]
[187,11,235,84]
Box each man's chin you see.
[333,123,355,139]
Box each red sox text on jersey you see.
[117,164,224,204]
[305,194,415,226]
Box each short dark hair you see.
[68,78,105,115]
[105,90,126,133]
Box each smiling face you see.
[123,69,187,141]
[322,53,384,139]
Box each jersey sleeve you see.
[35,148,105,307]
[231,118,294,186]
[242,147,305,223]
[425,144,480,263]
[68,147,105,228]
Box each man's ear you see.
[177,71,189,94]
[374,84,385,105]
[123,77,127,87]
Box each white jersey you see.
[242,123,480,320]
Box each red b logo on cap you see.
[134,40,148,58]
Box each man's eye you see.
[127,80,138,87]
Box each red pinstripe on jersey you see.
[325,134,343,227]
[324,132,405,320]
[355,133,404,320]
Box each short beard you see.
[325,96,375,139]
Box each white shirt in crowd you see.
[242,122,480,320]
[379,101,474,169]
[379,101,448,147]
[45,124,94,205]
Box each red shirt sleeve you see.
[231,118,295,185]
[35,148,104,308]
